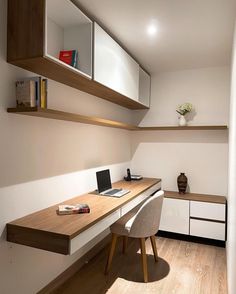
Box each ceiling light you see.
[147,24,157,36]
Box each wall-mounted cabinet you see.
[94,23,140,102]
[139,67,151,107]
[46,0,93,78]
[7,0,148,110]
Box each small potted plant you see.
[176,103,193,126]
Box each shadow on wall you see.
[130,130,228,157]
[0,227,6,242]
[0,113,131,188]
[185,109,197,123]
[129,129,228,196]
[132,109,149,125]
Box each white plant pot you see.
[178,115,187,126]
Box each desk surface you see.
[7,178,160,254]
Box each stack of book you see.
[16,76,47,108]
[59,50,78,68]
[57,204,90,215]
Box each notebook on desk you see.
[96,169,130,197]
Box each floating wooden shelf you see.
[137,126,228,131]
[7,107,138,130]
[7,107,228,131]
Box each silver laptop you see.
[96,169,130,197]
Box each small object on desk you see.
[124,168,143,181]
[177,172,188,194]
[131,175,143,180]
[57,204,90,215]
[101,189,130,197]
[96,169,129,197]
[124,168,131,181]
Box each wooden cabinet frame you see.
[7,0,149,109]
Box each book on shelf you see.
[57,204,90,215]
[15,76,48,109]
[16,80,36,107]
[59,50,78,68]
[40,78,48,108]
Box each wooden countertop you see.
[164,190,226,204]
[7,178,161,254]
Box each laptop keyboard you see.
[104,189,121,195]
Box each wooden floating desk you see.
[7,178,161,255]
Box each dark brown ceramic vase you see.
[177,173,187,194]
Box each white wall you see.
[0,0,232,292]
[0,0,131,293]
[0,162,130,294]
[227,21,236,294]
[133,67,230,126]
[131,67,230,195]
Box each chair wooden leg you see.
[123,236,128,254]
[150,235,158,262]
[140,238,148,283]
[105,233,118,274]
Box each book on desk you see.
[57,204,90,215]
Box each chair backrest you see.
[125,190,164,238]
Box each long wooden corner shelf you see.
[7,107,138,130]
[138,125,228,131]
[7,107,228,131]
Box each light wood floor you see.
[54,236,227,294]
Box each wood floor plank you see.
[53,237,227,294]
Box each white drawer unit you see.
[190,219,226,241]
[121,182,161,216]
[189,200,226,241]
[159,198,189,235]
[160,191,227,242]
[190,201,225,221]
[70,209,120,254]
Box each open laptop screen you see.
[96,169,112,193]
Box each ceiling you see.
[75,0,236,74]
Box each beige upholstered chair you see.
[105,190,164,282]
